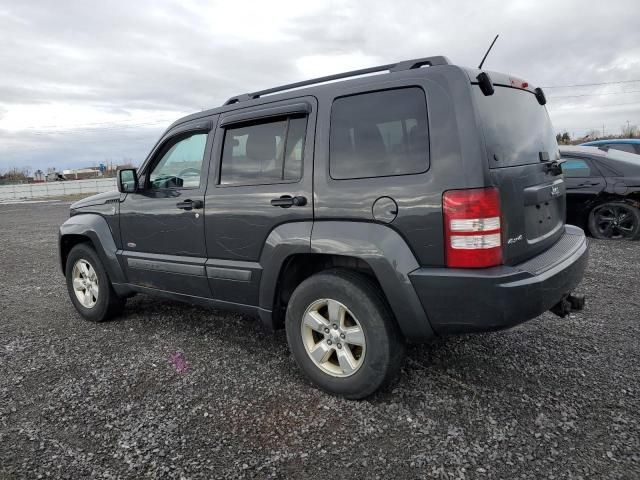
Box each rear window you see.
[329,88,429,180]
[473,86,559,168]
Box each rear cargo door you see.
[472,83,565,265]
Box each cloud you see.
[0,0,639,171]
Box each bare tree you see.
[2,167,30,182]
[621,123,638,138]
[584,129,601,140]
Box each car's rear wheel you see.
[65,243,125,322]
[588,202,640,240]
[285,269,405,399]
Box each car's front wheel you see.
[588,202,640,240]
[65,243,125,322]
[285,269,405,399]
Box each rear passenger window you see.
[220,116,307,185]
[561,158,591,177]
[330,88,429,179]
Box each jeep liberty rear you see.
[475,75,565,264]
[410,69,587,334]
[59,56,588,399]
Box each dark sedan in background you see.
[580,138,640,155]
[560,146,640,240]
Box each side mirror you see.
[117,168,138,193]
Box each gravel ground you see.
[1,201,638,479]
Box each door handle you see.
[270,195,307,208]
[577,182,599,187]
[176,199,203,210]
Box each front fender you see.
[58,213,127,286]
[310,221,435,342]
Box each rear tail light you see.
[443,187,502,268]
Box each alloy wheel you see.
[593,204,637,239]
[300,298,366,377]
[72,259,99,308]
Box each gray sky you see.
[1,0,639,173]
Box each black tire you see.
[285,269,405,399]
[587,202,640,240]
[65,243,125,322]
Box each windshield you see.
[473,85,559,168]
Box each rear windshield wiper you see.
[538,152,564,175]
[545,160,564,176]
[539,152,564,175]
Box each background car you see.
[580,138,640,155]
[560,146,640,240]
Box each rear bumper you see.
[409,225,588,335]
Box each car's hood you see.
[70,190,120,209]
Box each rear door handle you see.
[578,182,600,187]
[176,199,203,210]
[270,195,307,208]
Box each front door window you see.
[149,133,208,189]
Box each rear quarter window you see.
[329,88,429,180]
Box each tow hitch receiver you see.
[550,294,586,318]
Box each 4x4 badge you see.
[507,234,523,245]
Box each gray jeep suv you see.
[59,56,588,398]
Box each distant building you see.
[45,168,66,181]
[61,167,101,180]
[46,172,66,181]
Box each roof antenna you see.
[478,34,499,69]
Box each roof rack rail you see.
[224,55,451,105]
